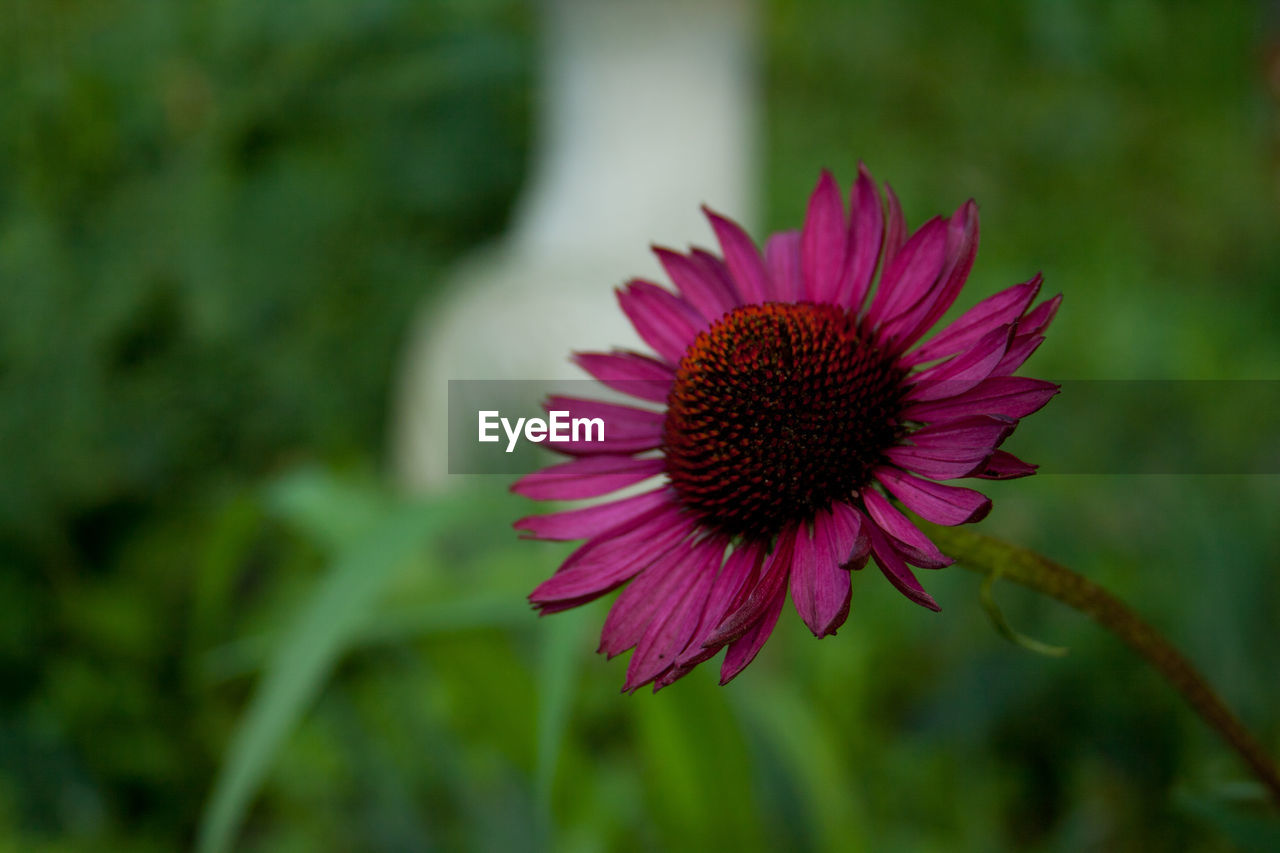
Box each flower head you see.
[513,167,1061,692]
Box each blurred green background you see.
[3,0,1279,850]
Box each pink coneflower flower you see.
[513,167,1060,692]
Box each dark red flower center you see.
[663,302,905,541]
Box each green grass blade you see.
[534,607,587,848]
[196,496,467,853]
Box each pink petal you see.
[511,455,666,500]
[801,170,849,303]
[991,333,1044,376]
[860,488,953,568]
[875,469,992,525]
[534,596,615,616]
[599,543,704,658]
[908,415,1016,455]
[548,502,684,574]
[616,280,700,365]
[865,520,941,611]
[703,206,769,304]
[882,200,979,351]
[708,524,797,646]
[839,163,885,312]
[651,667,687,690]
[901,377,1060,422]
[653,246,737,326]
[764,229,803,303]
[530,540,687,613]
[822,501,869,569]
[1018,293,1062,336]
[903,275,1041,367]
[975,449,1038,480]
[883,447,989,480]
[624,542,724,691]
[514,487,672,541]
[865,216,947,332]
[671,542,766,674]
[572,350,674,404]
[529,504,691,604]
[689,248,744,306]
[906,325,1012,402]
[789,520,852,637]
[544,396,663,427]
[719,580,787,684]
[542,395,664,455]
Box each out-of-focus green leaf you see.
[195,484,481,853]
[633,674,768,850]
[980,570,1069,658]
[264,466,393,552]
[534,608,587,848]
[733,680,869,852]
[1176,787,1280,850]
[200,594,530,682]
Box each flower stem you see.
[920,521,1280,808]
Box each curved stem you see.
[920,521,1280,808]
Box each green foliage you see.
[0,0,530,848]
[0,0,530,543]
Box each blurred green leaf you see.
[980,570,1069,658]
[201,594,529,682]
[196,479,482,853]
[265,465,393,552]
[632,676,770,851]
[1176,786,1280,850]
[534,608,587,848]
[733,680,869,852]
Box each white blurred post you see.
[391,0,759,489]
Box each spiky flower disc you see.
[513,167,1061,692]
[664,302,905,539]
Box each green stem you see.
[921,521,1280,808]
